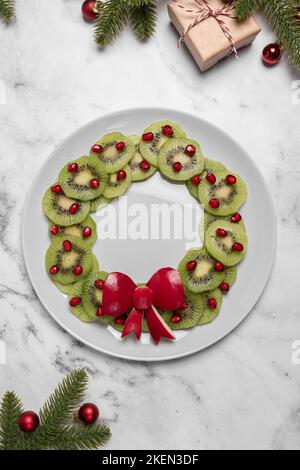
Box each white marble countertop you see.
[0,0,300,450]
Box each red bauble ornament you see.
[82,226,92,238]
[117,170,127,181]
[82,0,101,22]
[142,132,154,142]
[262,43,282,66]
[191,175,201,186]
[231,212,242,223]
[78,403,99,424]
[185,145,196,157]
[18,411,40,433]
[172,162,182,173]
[70,297,82,307]
[206,173,216,185]
[139,160,150,171]
[209,198,220,209]
[90,178,100,189]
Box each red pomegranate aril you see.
[82,227,92,238]
[191,175,201,186]
[232,242,244,252]
[171,314,182,324]
[139,160,150,171]
[117,170,126,181]
[73,265,83,276]
[214,261,225,272]
[94,279,104,290]
[50,226,59,235]
[91,144,103,154]
[162,125,174,137]
[90,179,100,189]
[63,240,72,252]
[68,163,78,173]
[179,302,188,311]
[185,145,196,157]
[187,260,197,271]
[231,212,242,223]
[115,315,126,325]
[207,298,217,310]
[219,282,230,293]
[206,173,216,184]
[142,132,154,142]
[51,185,62,194]
[226,174,237,185]
[96,306,104,317]
[69,203,79,214]
[216,228,228,238]
[69,297,81,307]
[50,265,59,275]
[116,141,126,152]
[209,198,220,209]
[172,162,182,173]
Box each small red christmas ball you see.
[162,125,174,137]
[186,260,197,271]
[116,141,126,152]
[185,145,196,157]
[90,178,100,189]
[18,411,40,433]
[82,0,101,22]
[209,198,220,209]
[82,226,92,238]
[91,144,103,154]
[172,162,182,173]
[117,170,127,181]
[262,43,282,66]
[231,212,242,223]
[219,282,230,293]
[171,314,182,324]
[139,160,150,171]
[70,297,82,307]
[78,403,99,424]
[142,132,154,142]
[191,175,201,186]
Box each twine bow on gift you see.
[172,0,239,60]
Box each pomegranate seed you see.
[209,198,220,209]
[68,163,78,173]
[226,174,237,185]
[94,279,105,290]
[172,162,182,173]
[219,282,230,293]
[50,265,59,275]
[231,212,242,223]
[232,242,244,252]
[90,179,100,189]
[171,314,182,324]
[115,315,126,325]
[63,240,72,252]
[96,306,104,317]
[142,132,154,142]
[50,225,59,235]
[82,227,92,238]
[91,144,103,154]
[187,260,197,271]
[185,145,197,157]
[69,203,79,214]
[51,185,62,194]
[69,297,81,307]
[191,175,201,186]
[206,173,216,184]
[214,261,225,272]
[179,302,188,311]
[162,125,174,137]
[216,228,228,238]
[139,160,150,171]
[116,141,126,152]
[207,298,217,310]
[73,265,83,276]
[117,170,126,181]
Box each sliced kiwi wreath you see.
[43,121,248,344]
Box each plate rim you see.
[22,106,277,362]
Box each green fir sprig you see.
[129,0,157,40]
[0,0,15,23]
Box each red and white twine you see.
[172,0,239,60]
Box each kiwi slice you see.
[82,271,108,319]
[158,138,204,182]
[202,212,246,235]
[178,247,225,293]
[90,132,134,174]
[103,165,132,199]
[54,255,99,295]
[43,184,90,227]
[198,289,222,325]
[205,220,248,267]
[164,291,203,330]
[89,195,111,213]
[198,170,247,216]
[46,235,93,285]
[49,215,97,247]
[68,281,96,323]
[139,121,186,167]
[128,135,157,182]
[186,158,226,200]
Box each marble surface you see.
[0,0,300,451]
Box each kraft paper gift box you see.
[168,0,261,72]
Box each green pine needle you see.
[94,0,128,48]
[52,423,112,450]
[0,392,23,450]
[235,0,265,21]
[129,0,157,41]
[123,0,153,5]
[0,0,15,24]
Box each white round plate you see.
[22,108,276,361]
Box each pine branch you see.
[0,0,15,24]
[0,392,23,450]
[235,0,265,21]
[52,423,111,450]
[123,0,153,5]
[94,0,128,48]
[129,0,157,40]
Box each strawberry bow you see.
[102,268,185,344]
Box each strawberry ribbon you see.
[102,268,185,344]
